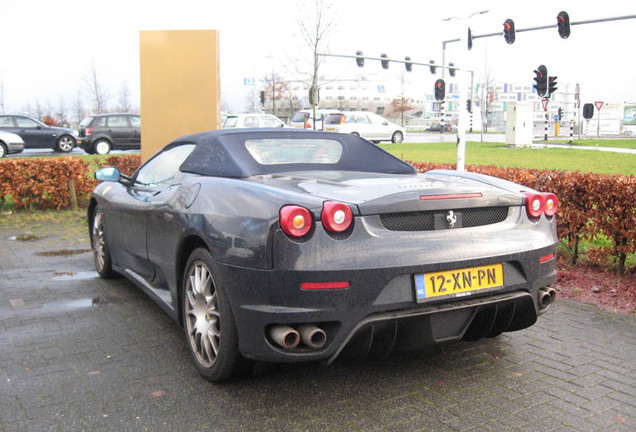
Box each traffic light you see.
[557,11,570,39]
[466,99,472,113]
[548,76,558,97]
[503,19,515,44]
[558,107,563,121]
[260,91,265,105]
[355,50,364,68]
[583,103,594,119]
[467,27,473,50]
[380,53,389,70]
[533,65,548,97]
[434,79,445,101]
[429,60,437,74]
[405,56,413,72]
[309,86,319,105]
[448,63,456,77]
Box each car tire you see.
[182,248,245,382]
[56,135,75,153]
[91,206,118,279]
[94,140,112,155]
[391,131,404,143]
[0,142,6,158]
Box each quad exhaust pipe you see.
[269,324,327,350]
[538,287,557,310]
[298,324,327,350]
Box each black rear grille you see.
[380,207,510,231]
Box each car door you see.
[13,116,50,148]
[352,113,374,139]
[129,115,141,146]
[367,113,391,140]
[105,115,133,148]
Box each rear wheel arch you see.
[176,234,212,324]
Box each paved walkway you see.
[1,219,635,432]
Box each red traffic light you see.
[503,19,515,44]
[557,11,570,39]
[434,79,445,101]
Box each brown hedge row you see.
[411,162,636,275]
[1,155,633,273]
[0,155,141,210]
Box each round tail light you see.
[321,201,353,232]
[280,205,312,238]
[543,193,558,217]
[522,192,545,218]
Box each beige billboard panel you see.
[140,30,220,162]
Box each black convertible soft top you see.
[175,129,416,178]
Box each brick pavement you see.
[0,219,635,432]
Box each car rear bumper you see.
[219,242,557,363]
[77,137,93,150]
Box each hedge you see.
[410,162,635,275]
[1,155,634,274]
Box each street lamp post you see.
[443,10,488,172]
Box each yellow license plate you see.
[414,264,503,303]
[326,128,335,132]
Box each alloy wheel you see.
[185,261,221,368]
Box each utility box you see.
[505,102,533,147]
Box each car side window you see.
[107,116,128,128]
[0,117,14,127]
[135,144,196,186]
[15,117,39,128]
[243,116,259,128]
[130,116,141,127]
[261,116,281,127]
[94,117,106,127]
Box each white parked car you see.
[0,130,25,158]
[290,109,342,130]
[325,111,406,143]
[223,114,286,129]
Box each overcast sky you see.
[1,0,634,115]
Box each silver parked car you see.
[325,111,405,143]
[0,130,25,157]
[223,114,286,129]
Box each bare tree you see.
[71,91,87,124]
[84,61,110,114]
[57,96,67,126]
[0,75,5,114]
[477,69,496,133]
[389,72,414,126]
[261,72,289,117]
[297,0,336,128]
[117,82,132,113]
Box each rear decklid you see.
[249,170,524,215]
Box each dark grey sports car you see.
[88,129,558,382]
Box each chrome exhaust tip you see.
[269,325,300,350]
[298,324,327,350]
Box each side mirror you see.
[95,166,121,182]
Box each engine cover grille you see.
[379,207,510,231]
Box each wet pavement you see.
[1,218,635,432]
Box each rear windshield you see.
[79,117,93,128]
[325,114,343,125]
[245,138,343,165]
[291,112,308,122]
[223,117,239,127]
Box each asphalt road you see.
[1,219,635,432]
